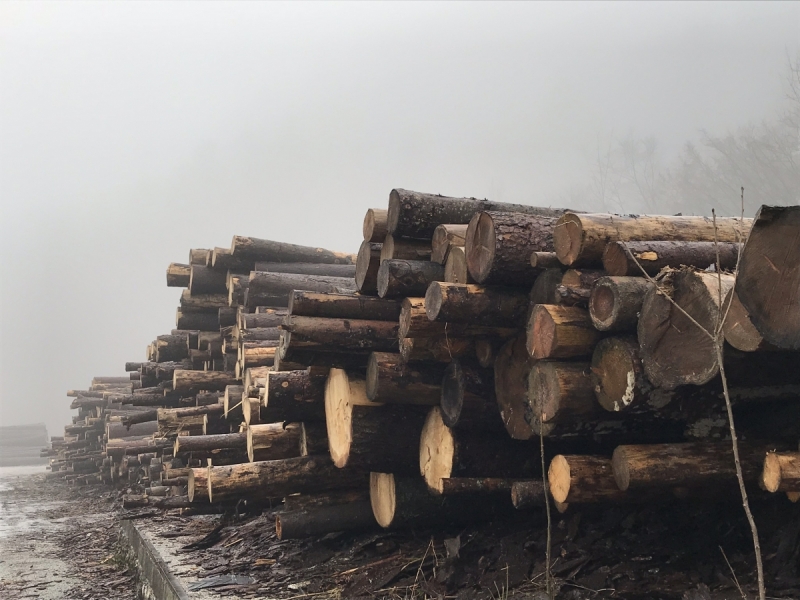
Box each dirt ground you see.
[2,468,800,599]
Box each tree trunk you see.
[246,423,304,462]
[276,500,376,539]
[253,262,356,278]
[365,352,444,405]
[189,265,228,295]
[762,452,800,493]
[263,369,327,422]
[722,288,778,352]
[379,235,432,262]
[355,241,382,295]
[167,263,191,287]
[554,212,752,266]
[439,477,515,495]
[527,305,600,359]
[211,246,251,272]
[440,360,503,431]
[363,208,388,243]
[377,260,444,298]
[188,467,209,502]
[230,235,356,264]
[281,315,399,353]
[246,272,356,309]
[465,211,559,285]
[591,336,651,413]
[603,240,742,276]
[387,188,567,239]
[589,276,653,332]
[289,291,402,321]
[431,224,468,264]
[173,370,238,393]
[638,268,735,389]
[425,282,529,327]
[494,334,537,440]
[239,327,281,343]
[444,246,474,284]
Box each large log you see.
[155,334,190,363]
[399,297,517,340]
[387,188,566,239]
[465,211,558,286]
[424,282,529,327]
[363,208,388,243]
[494,334,537,440]
[355,241,382,295]
[106,438,172,460]
[173,370,238,393]
[230,235,356,264]
[762,452,800,493]
[167,263,191,287]
[377,259,444,298]
[589,276,653,332]
[529,361,598,425]
[289,291,401,321]
[431,224,468,265]
[526,305,600,359]
[603,240,742,276]
[325,369,427,474]
[553,212,752,266]
[189,265,227,295]
[638,269,735,389]
[246,423,304,462]
[246,272,356,309]
[440,360,502,431]
[365,352,443,405]
[735,205,800,349]
[280,315,399,353]
[379,235,432,262]
[276,500,376,539]
[263,369,327,422]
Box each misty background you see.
[1,2,798,436]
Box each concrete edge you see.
[120,519,191,600]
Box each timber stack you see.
[45,191,800,540]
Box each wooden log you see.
[325,369,427,474]
[173,370,238,393]
[494,334,537,440]
[242,397,261,426]
[444,246,473,284]
[253,262,356,278]
[527,305,600,359]
[275,341,371,370]
[189,248,210,265]
[155,334,190,362]
[107,421,159,439]
[281,315,399,354]
[246,423,303,462]
[529,268,564,305]
[549,455,630,504]
[465,211,558,285]
[440,360,502,431]
[263,370,326,422]
[736,206,800,349]
[762,452,800,493]
[529,362,597,425]
[187,467,209,502]
[556,269,604,308]
[355,240,382,295]
[289,291,401,321]
[240,344,276,369]
[638,268,735,389]
[283,489,368,512]
[247,271,356,309]
[239,327,281,343]
[189,265,227,295]
[603,240,742,276]
[223,385,245,420]
[174,432,246,456]
[365,352,443,405]
[379,235,432,262]
[106,438,172,460]
[431,224,468,265]
[211,246,251,272]
[377,259,444,298]
[387,188,567,239]
[530,252,563,269]
[591,336,651,413]
[419,407,540,494]
[202,455,368,503]
[589,276,653,332]
[230,235,356,264]
[180,290,228,313]
[399,297,517,340]
[176,309,219,331]
[425,282,528,328]
[612,442,765,491]
[553,212,752,266]
[276,500,376,539]
[167,263,191,287]
[227,273,249,306]
[722,288,778,352]
[123,494,193,510]
[399,336,475,363]
[510,481,547,510]
[241,309,288,329]
[219,306,237,328]
[363,208,388,243]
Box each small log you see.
[246,423,303,462]
[377,259,444,298]
[439,477,516,495]
[722,288,778,352]
[529,268,564,305]
[167,263,191,287]
[173,370,238,393]
[281,315,399,353]
[363,208,389,243]
[762,452,800,493]
[190,248,210,265]
[494,334,537,440]
[276,501,376,539]
[379,235,432,262]
[289,291,401,321]
[365,352,443,405]
[230,235,355,264]
[603,240,742,276]
[553,212,752,266]
[589,276,653,332]
[156,334,190,363]
[399,297,517,340]
[431,224,468,264]
[180,290,229,313]
[387,188,566,239]
[465,211,558,285]
[399,336,475,363]
[123,494,193,510]
[530,252,562,269]
[242,398,261,426]
[355,241,382,295]
[526,305,600,359]
[173,432,247,455]
[444,246,473,284]
[529,362,598,425]
[189,265,227,295]
[510,481,547,510]
[263,369,327,422]
[283,489,369,512]
[440,360,502,431]
[425,282,529,327]
[549,455,629,504]
[241,310,288,329]
[247,272,356,309]
[253,262,356,278]
[176,310,219,332]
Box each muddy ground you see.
[2,469,800,599]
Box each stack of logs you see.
[45,191,800,539]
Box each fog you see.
[1,2,798,434]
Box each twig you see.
[539,417,553,598]
[720,545,747,600]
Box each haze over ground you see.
[1,2,798,434]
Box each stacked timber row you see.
[46,191,800,538]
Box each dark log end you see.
[440,361,464,428]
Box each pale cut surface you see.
[548,454,571,503]
[370,472,396,528]
[419,407,455,494]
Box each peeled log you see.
[355,241,382,295]
[762,452,800,493]
[735,206,800,349]
[246,423,303,462]
[230,235,355,264]
[638,269,735,389]
[189,265,227,295]
[173,370,238,393]
[167,263,191,287]
[494,334,537,441]
[379,235,432,262]
[444,246,474,284]
[440,360,502,431]
[363,208,388,243]
[366,352,443,405]
[253,262,356,278]
[526,305,600,360]
[465,211,558,286]
[425,282,528,327]
[289,291,401,321]
[722,288,778,352]
[276,500,376,539]
[387,188,566,240]
[589,276,653,332]
[553,212,751,267]
[325,369,427,474]
[603,240,742,276]
[247,272,356,309]
[431,224,468,265]
[377,260,444,299]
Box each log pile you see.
[45,193,800,548]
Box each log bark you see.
[252,262,355,278]
[377,259,444,298]
[722,287,778,352]
[241,310,288,329]
[529,361,598,425]
[189,265,227,295]
[399,297,517,340]
[638,268,735,389]
[549,455,630,504]
[494,334,537,440]
[180,290,228,312]
[425,282,529,327]
[167,263,191,287]
[365,352,443,405]
[280,315,399,353]
[246,423,303,462]
[355,241,382,295]
[530,252,563,269]
[174,432,246,456]
[554,212,752,266]
[431,224,468,264]
[510,481,547,510]
[735,205,800,349]
[762,452,800,493]
[444,246,474,284]
[398,336,475,363]
[440,360,503,431]
[107,421,159,439]
[589,276,653,332]
[527,305,601,359]
[439,477,516,495]
[363,208,388,243]
[173,370,238,393]
[210,246,251,272]
[246,272,356,309]
[465,211,558,286]
[176,310,219,332]
[263,369,327,422]
[276,500,376,539]
[230,235,356,264]
[387,188,567,239]
[289,291,401,321]
[155,335,190,363]
[603,240,742,276]
[379,235,431,262]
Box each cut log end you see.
[369,472,396,528]
[762,452,782,493]
[589,284,616,329]
[591,337,641,413]
[419,407,454,494]
[548,455,571,504]
[552,213,583,266]
[465,212,496,284]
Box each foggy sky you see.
[1,2,798,435]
